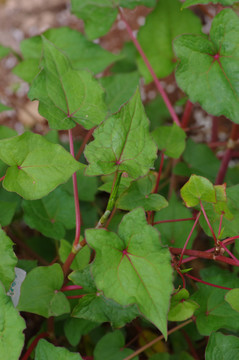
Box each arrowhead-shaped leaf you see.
[28,37,107,130]
[0,283,25,360]
[182,0,238,9]
[206,332,239,360]
[71,0,156,40]
[0,132,82,200]
[174,9,239,123]
[17,264,70,318]
[137,0,202,83]
[117,174,168,211]
[0,227,17,291]
[85,89,157,178]
[152,123,186,159]
[35,339,83,360]
[13,27,120,82]
[86,208,173,338]
[180,175,216,207]
[94,330,139,360]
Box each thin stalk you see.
[220,242,239,266]
[105,206,117,229]
[149,152,165,224]
[61,285,83,292]
[215,123,239,184]
[0,175,5,182]
[21,332,49,360]
[118,7,181,127]
[76,127,95,161]
[200,201,217,244]
[181,100,193,129]
[178,212,201,266]
[67,294,85,299]
[153,217,195,225]
[62,130,81,276]
[122,319,193,360]
[176,269,186,288]
[185,273,232,290]
[218,213,223,237]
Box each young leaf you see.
[137,0,202,83]
[152,123,186,159]
[182,0,238,9]
[174,9,239,124]
[35,339,83,360]
[205,332,239,360]
[225,289,239,313]
[86,208,173,338]
[192,266,239,335]
[28,37,107,130]
[71,0,156,40]
[69,266,139,327]
[117,174,168,211]
[180,174,216,207]
[13,27,120,82]
[94,330,139,360]
[85,89,157,179]
[154,193,197,248]
[0,227,17,291]
[168,289,199,322]
[17,264,70,318]
[0,132,82,200]
[100,72,140,114]
[22,187,76,240]
[0,283,25,360]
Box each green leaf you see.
[0,103,12,113]
[0,44,10,59]
[0,187,20,227]
[86,208,173,338]
[71,0,156,40]
[180,174,216,207]
[117,174,168,211]
[59,239,91,271]
[152,123,186,159]
[137,0,202,83]
[0,283,25,360]
[70,266,139,327]
[94,330,139,360]
[28,37,107,130]
[0,227,17,291]
[64,318,98,346]
[174,9,239,124]
[13,27,120,82]
[205,332,239,360]
[0,125,17,139]
[168,289,199,322]
[154,193,197,248]
[85,89,157,178]
[35,339,83,360]
[225,289,239,312]
[0,132,82,200]
[145,96,170,131]
[182,0,238,9]
[111,42,138,74]
[192,266,239,335]
[17,264,70,318]
[100,72,140,114]
[22,187,76,240]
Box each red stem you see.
[61,285,83,291]
[76,127,95,161]
[21,332,49,360]
[153,217,196,225]
[220,242,239,266]
[176,269,186,288]
[178,212,201,266]
[0,175,5,182]
[67,294,86,299]
[200,200,217,244]
[153,152,164,194]
[118,8,181,127]
[218,213,223,238]
[185,273,232,290]
[181,100,193,129]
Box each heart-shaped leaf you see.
[181,175,216,207]
[17,264,70,318]
[168,288,199,322]
[28,37,107,130]
[0,132,82,200]
[85,89,157,179]
[86,208,173,338]
[174,9,239,123]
